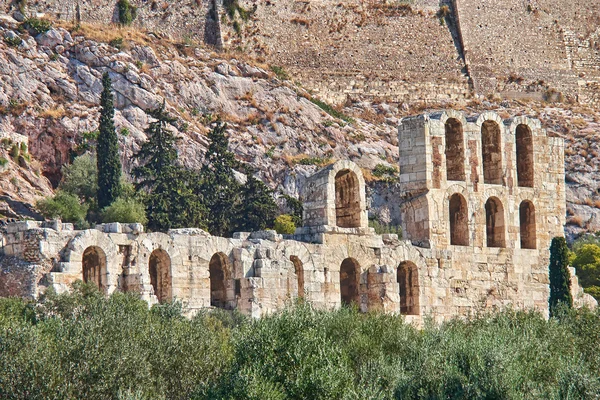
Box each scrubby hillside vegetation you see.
[1,284,599,399]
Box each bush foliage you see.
[1,286,600,399]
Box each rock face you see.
[0,15,598,240]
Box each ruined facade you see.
[0,112,595,320]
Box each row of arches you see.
[449,194,536,249]
[81,249,421,315]
[444,118,534,187]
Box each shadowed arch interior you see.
[82,246,107,293]
[516,124,534,187]
[335,169,361,228]
[485,197,505,248]
[397,261,419,315]
[210,252,231,309]
[449,193,469,246]
[290,255,305,298]
[340,258,360,306]
[149,249,172,303]
[481,120,503,185]
[445,118,465,181]
[519,201,536,249]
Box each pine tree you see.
[133,104,206,231]
[549,236,573,317]
[236,172,278,232]
[200,121,242,237]
[96,72,121,209]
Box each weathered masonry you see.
[0,112,595,320]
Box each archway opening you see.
[335,169,361,228]
[209,252,231,309]
[449,193,469,246]
[149,249,172,303]
[485,197,505,248]
[481,120,503,185]
[397,261,419,315]
[82,246,107,293]
[516,124,534,187]
[445,118,465,181]
[290,255,304,298]
[340,258,360,306]
[519,201,536,249]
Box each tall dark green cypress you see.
[133,104,206,231]
[549,236,573,317]
[236,172,278,232]
[200,121,242,237]
[96,72,121,209]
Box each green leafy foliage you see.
[36,191,89,227]
[309,97,354,123]
[60,152,98,205]
[97,72,122,209]
[549,237,573,316]
[3,292,599,399]
[23,17,52,35]
[570,237,600,301]
[274,214,296,234]
[270,65,290,81]
[369,219,402,237]
[280,194,303,226]
[117,0,137,25]
[236,174,278,232]
[101,197,148,224]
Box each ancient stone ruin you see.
[0,111,595,321]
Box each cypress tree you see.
[549,236,573,317]
[133,104,206,231]
[96,72,121,209]
[236,172,278,232]
[200,121,242,237]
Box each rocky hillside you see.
[0,15,598,239]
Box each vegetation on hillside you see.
[0,284,599,399]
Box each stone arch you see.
[397,261,419,315]
[519,200,536,249]
[149,249,171,303]
[445,118,465,181]
[516,124,534,187]
[485,196,505,248]
[209,252,232,309]
[82,246,107,293]
[481,120,503,185]
[449,193,469,246]
[340,257,360,306]
[290,255,305,298]
[335,169,361,228]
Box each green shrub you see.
[4,36,22,47]
[369,219,403,237]
[37,191,89,226]
[274,214,296,234]
[270,65,290,81]
[309,97,354,123]
[109,37,124,49]
[60,153,98,205]
[117,0,137,26]
[101,197,148,224]
[19,142,27,154]
[9,144,19,160]
[0,157,8,167]
[298,156,330,166]
[23,17,52,35]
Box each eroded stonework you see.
[0,112,595,321]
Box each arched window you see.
[82,246,107,293]
[449,193,469,246]
[481,120,503,185]
[519,201,536,249]
[516,124,534,187]
[149,249,172,303]
[485,197,505,248]
[335,170,361,228]
[209,252,231,309]
[445,118,465,181]
[290,255,304,298]
[397,261,419,315]
[340,258,360,306]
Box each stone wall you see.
[1,147,596,321]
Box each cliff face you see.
[0,12,599,239]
